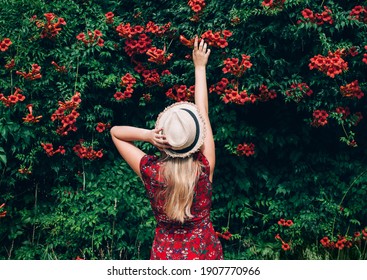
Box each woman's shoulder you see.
[140,154,159,169]
[195,151,211,174]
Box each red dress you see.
[140,152,223,260]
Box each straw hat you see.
[155,102,206,158]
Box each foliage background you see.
[0,0,367,259]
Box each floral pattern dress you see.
[140,152,223,260]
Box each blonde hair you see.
[158,156,202,223]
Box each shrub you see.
[0,0,366,259]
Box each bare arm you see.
[110,126,170,177]
[192,36,215,181]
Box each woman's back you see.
[140,152,223,260]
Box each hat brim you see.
[155,102,206,158]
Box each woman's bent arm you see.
[110,126,170,177]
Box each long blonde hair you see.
[159,156,202,223]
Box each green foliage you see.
[1,0,367,259]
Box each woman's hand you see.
[149,128,171,151]
[192,36,211,68]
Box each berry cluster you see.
[222,54,252,77]
[35,13,66,39]
[165,85,195,102]
[73,140,103,160]
[285,82,313,102]
[0,38,12,52]
[96,122,110,133]
[76,29,104,47]
[236,143,255,157]
[188,0,205,13]
[23,104,42,123]
[309,50,348,78]
[0,88,25,107]
[311,109,329,127]
[349,6,367,24]
[146,47,173,65]
[301,6,333,25]
[16,64,42,80]
[262,0,286,9]
[51,61,67,73]
[114,73,136,101]
[41,143,66,157]
[340,80,364,99]
[51,92,81,136]
[105,12,114,24]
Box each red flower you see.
[35,13,66,39]
[0,38,12,52]
[222,54,252,77]
[146,46,173,65]
[311,110,328,127]
[51,92,81,136]
[73,140,103,160]
[309,50,348,78]
[236,143,255,156]
[96,122,108,133]
[23,104,42,123]
[0,203,6,218]
[16,64,42,80]
[340,80,364,100]
[41,143,65,157]
[278,219,286,226]
[105,12,114,24]
[262,0,273,7]
[281,243,291,251]
[350,6,367,24]
[188,0,206,13]
[320,236,330,247]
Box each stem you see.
[74,56,80,94]
[82,159,86,191]
[331,169,367,239]
[32,182,38,245]
[339,169,367,208]
[226,210,231,228]
[0,162,7,189]
[7,239,14,260]
[341,123,349,139]
[362,239,367,260]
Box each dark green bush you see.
[0,0,366,259]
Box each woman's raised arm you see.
[192,36,215,181]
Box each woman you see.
[110,36,223,260]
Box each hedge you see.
[0,0,367,259]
